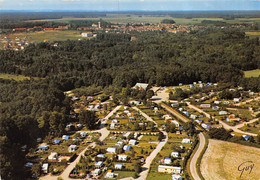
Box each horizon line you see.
[1,10,260,12]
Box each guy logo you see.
[237,161,254,178]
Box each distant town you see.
[0,21,249,51]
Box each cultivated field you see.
[246,31,260,38]
[201,139,260,180]
[28,15,260,24]
[244,69,260,78]
[5,30,90,43]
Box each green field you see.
[246,31,260,38]
[6,30,91,43]
[0,73,37,81]
[244,69,260,78]
[28,15,260,24]
[114,171,135,179]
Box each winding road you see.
[187,102,258,136]
[189,133,206,180]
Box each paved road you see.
[40,105,121,180]
[234,118,259,129]
[161,103,189,123]
[186,102,211,119]
[234,96,260,106]
[132,106,158,126]
[187,102,258,136]
[118,107,168,180]
[160,103,207,180]
[190,133,205,180]
[137,130,168,180]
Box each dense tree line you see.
[1,29,259,90]
[161,19,176,24]
[0,79,70,179]
[208,128,260,147]
[0,19,110,30]
[201,20,227,26]
[0,27,259,179]
[0,12,106,21]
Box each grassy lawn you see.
[2,30,93,46]
[228,109,253,121]
[140,135,159,142]
[246,31,260,38]
[238,120,260,134]
[146,172,172,180]
[244,69,260,78]
[107,107,156,131]
[114,171,135,179]
[138,105,168,127]
[0,73,41,81]
[147,132,192,179]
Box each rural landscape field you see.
[28,15,260,24]
[201,139,260,180]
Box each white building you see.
[200,104,211,108]
[123,132,131,138]
[80,132,87,138]
[182,138,191,144]
[48,152,58,161]
[214,101,221,104]
[107,147,117,154]
[133,83,149,90]
[115,163,123,170]
[95,161,103,168]
[171,120,179,128]
[42,163,49,174]
[97,154,106,159]
[201,123,210,129]
[129,139,137,145]
[105,172,116,178]
[118,155,128,161]
[190,114,197,120]
[68,145,77,152]
[158,165,181,174]
[233,98,240,102]
[93,169,101,176]
[219,111,228,115]
[110,123,116,129]
[172,174,183,180]
[81,32,93,37]
[164,158,172,164]
[171,151,179,158]
[163,114,172,120]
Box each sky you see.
[0,0,260,11]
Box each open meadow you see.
[5,30,91,44]
[0,73,41,81]
[201,139,260,180]
[244,69,260,78]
